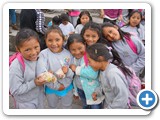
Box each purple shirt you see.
[104,9,122,19]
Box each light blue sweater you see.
[73,56,104,105]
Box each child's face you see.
[17,38,40,61]
[87,56,101,71]
[102,26,121,42]
[69,42,85,59]
[129,12,141,27]
[46,32,64,53]
[62,21,68,25]
[80,14,90,25]
[83,29,99,46]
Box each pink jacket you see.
[68,10,80,17]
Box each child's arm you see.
[9,62,40,96]
[61,66,74,88]
[130,36,145,75]
[92,86,103,101]
[106,71,129,109]
[75,65,99,80]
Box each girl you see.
[67,34,104,109]
[75,10,92,34]
[65,9,81,27]
[36,26,74,109]
[121,10,145,45]
[86,43,130,109]
[9,28,46,109]
[101,22,145,77]
[81,22,105,47]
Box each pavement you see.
[9,95,83,109]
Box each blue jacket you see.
[74,56,104,105]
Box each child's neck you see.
[101,61,109,71]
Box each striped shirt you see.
[35,9,46,34]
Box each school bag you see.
[119,66,141,107]
[9,52,25,108]
[124,35,145,89]
[9,52,25,70]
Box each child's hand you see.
[34,76,46,86]
[62,66,68,74]
[70,64,76,72]
[48,70,53,74]
[118,15,123,21]
[92,92,97,101]
[58,84,65,91]
[100,9,105,18]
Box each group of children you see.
[9,9,145,109]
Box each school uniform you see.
[36,48,74,109]
[111,35,145,76]
[75,24,84,34]
[99,63,129,109]
[9,59,41,109]
[122,24,145,43]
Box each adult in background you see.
[20,9,47,50]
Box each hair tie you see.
[95,49,97,54]
[106,46,113,58]
[107,46,112,51]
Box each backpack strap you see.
[83,52,88,66]
[9,52,25,71]
[124,35,138,55]
[9,52,25,108]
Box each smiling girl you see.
[36,26,74,109]
[9,28,46,109]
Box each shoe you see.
[12,24,18,30]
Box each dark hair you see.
[87,43,133,77]
[76,10,92,26]
[66,34,85,50]
[45,26,65,40]
[127,10,142,36]
[81,22,102,44]
[86,43,112,61]
[15,28,40,49]
[101,22,131,42]
[60,13,69,22]
[52,15,61,25]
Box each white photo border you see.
[3,2,151,115]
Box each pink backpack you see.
[121,67,141,107]
[83,52,88,66]
[9,52,25,70]
[9,52,25,108]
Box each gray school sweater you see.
[9,58,39,103]
[112,35,145,75]
[36,48,74,90]
[99,63,129,109]
[122,24,145,42]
